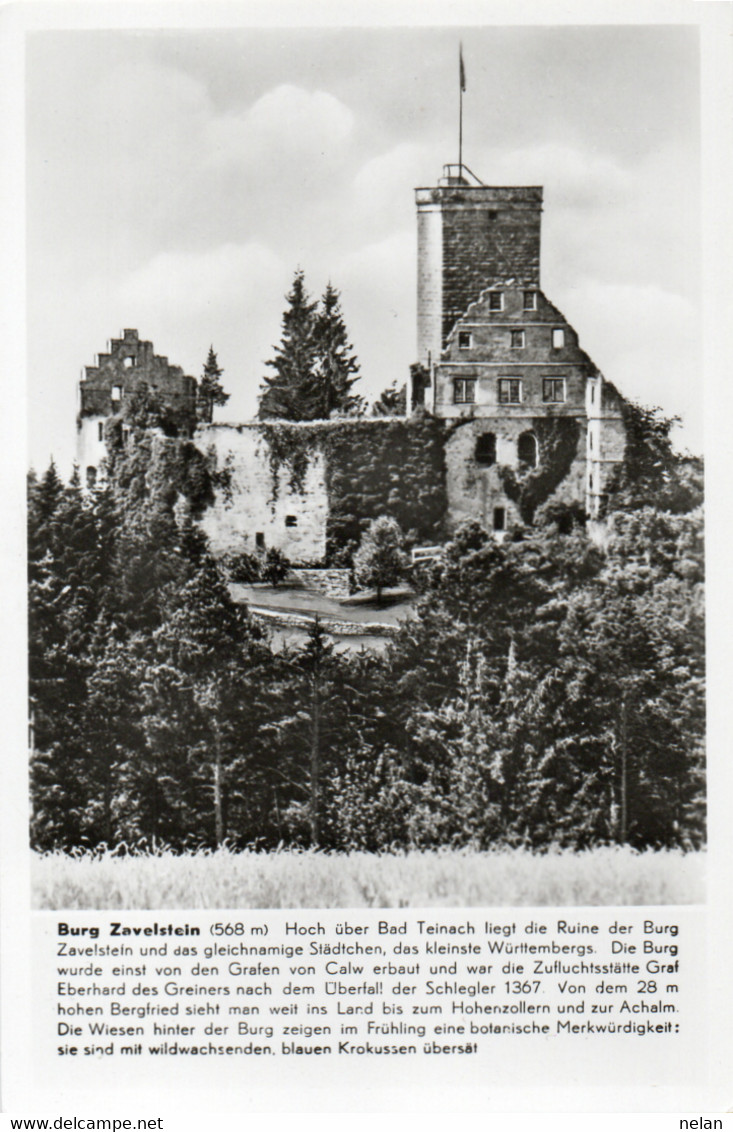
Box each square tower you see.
[415,168,543,368]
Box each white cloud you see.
[119,242,284,317]
[352,143,433,234]
[207,84,354,171]
[556,281,701,452]
[481,143,633,209]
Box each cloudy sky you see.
[26,21,701,474]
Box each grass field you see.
[31,846,704,909]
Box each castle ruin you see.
[77,163,627,559]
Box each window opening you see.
[255,532,265,550]
[493,507,506,532]
[454,378,476,404]
[285,515,298,527]
[475,433,496,466]
[458,331,473,350]
[523,291,537,311]
[98,421,104,441]
[123,356,134,368]
[510,329,525,349]
[552,328,565,349]
[543,378,566,403]
[488,292,503,312]
[86,466,97,489]
[111,385,122,402]
[517,431,538,468]
[497,378,521,404]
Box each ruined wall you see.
[444,416,587,532]
[433,287,594,421]
[79,329,197,419]
[196,424,329,563]
[77,330,198,486]
[195,419,448,565]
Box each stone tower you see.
[416,166,543,370]
[414,164,625,527]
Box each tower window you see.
[285,515,298,528]
[510,329,525,349]
[523,291,537,311]
[454,378,476,404]
[98,421,104,441]
[458,331,473,350]
[489,292,503,312]
[543,378,566,403]
[475,433,496,466]
[255,532,265,550]
[493,507,506,532]
[517,431,538,468]
[552,328,565,349]
[86,466,97,489]
[497,378,521,404]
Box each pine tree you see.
[258,273,363,421]
[197,346,230,424]
[312,283,363,418]
[258,270,319,421]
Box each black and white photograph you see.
[3,0,732,1119]
[23,17,710,913]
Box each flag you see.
[459,45,466,92]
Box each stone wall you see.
[443,416,587,531]
[441,187,542,347]
[295,568,352,598]
[415,185,543,367]
[79,329,197,419]
[196,423,329,563]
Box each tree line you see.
[28,403,704,854]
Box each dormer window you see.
[523,291,537,311]
[489,292,503,312]
[510,329,525,349]
[458,331,473,350]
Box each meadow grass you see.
[31,845,704,909]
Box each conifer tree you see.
[258,270,319,421]
[258,272,363,420]
[197,346,229,424]
[312,283,363,418]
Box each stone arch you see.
[517,431,538,468]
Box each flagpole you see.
[458,46,463,175]
[459,77,463,174]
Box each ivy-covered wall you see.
[196,420,448,565]
[443,415,586,532]
[196,411,599,565]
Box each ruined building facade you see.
[76,166,627,559]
